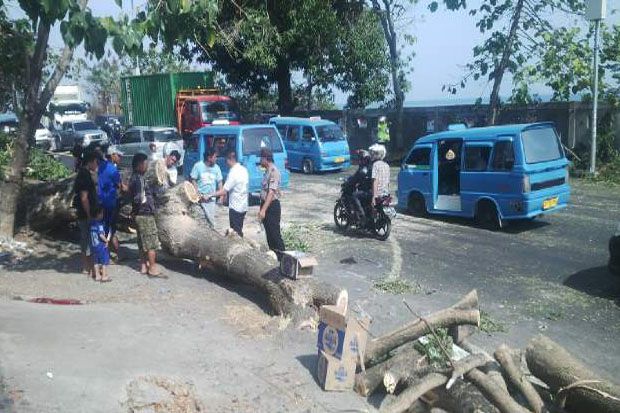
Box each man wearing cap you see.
[258,148,286,260]
[98,145,124,260]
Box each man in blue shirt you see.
[190,148,222,227]
[98,146,123,260]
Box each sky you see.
[6,0,620,106]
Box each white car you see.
[35,123,54,151]
[117,126,184,169]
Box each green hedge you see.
[0,132,71,181]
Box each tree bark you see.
[488,0,524,125]
[16,177,77,231]
[466,368,532,413]
[525,335,620,413]
[354,342,424,397]
[153,182,341,316]
[433,378,500,413]
[495,344,546,413]
[275,57,294,115]
[460,339,509,393]
[364,290,480,367]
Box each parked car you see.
[269,116,351,174]
[95,114,124,144]
[184,124,289,195]
[397,122,571,229]
[1,113,55,151]
[610,223,620,276]
[117,126,184,169]
[56,120,108,151]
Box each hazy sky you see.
[6,0,620,104]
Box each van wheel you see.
[476,200,503,231]
[408,193,427,217]
[302,158,314,174]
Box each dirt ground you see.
[1,169,619,412]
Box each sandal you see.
[99,277,112,283]
[147,270,168,279]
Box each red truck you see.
[121,72,240,138]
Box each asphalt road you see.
[288,167,620,378]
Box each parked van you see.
[183,125,289,195]
[397,122,570,229]
[269,117,351,174]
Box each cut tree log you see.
[154,182,342,316]
[526,335,620,413]
[466,368,532,413]
[354,342,424,397]
[432,378,500,413]
[364,290,480,367]
[460,339,509,393]
[495,344,546,413]
[379,353,489,413]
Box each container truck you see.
[120,72,240,138]
[47,85,90,130]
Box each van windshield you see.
[50,103,88,114]
[315,125,345,142]
[242,128,284,155]
[521,127,563,164]
[200,101,240,123]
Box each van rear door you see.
[519,125,568,192]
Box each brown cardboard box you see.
[280,251,318,279]
[316,350,356,391]
[317,305,370,362]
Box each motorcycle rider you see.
[345,150,372,223]
[369,143,390,208]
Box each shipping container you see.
[120,72,214,127]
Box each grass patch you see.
[281,223,320,253]
[374,278,419,294]
[415,328,454,367]
[480,310,508,333]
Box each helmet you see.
[379,116,387,123]
[369,143,386,161]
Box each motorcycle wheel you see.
[334,200,350,230]
[374,212,391,241]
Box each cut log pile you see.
[351,289,620,413]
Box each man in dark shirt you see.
[74,151,99,274]
[129,153,163,277]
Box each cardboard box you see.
[279,251,318,279]
[316,350,356,392]
[317,305,370,361]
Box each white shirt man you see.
[210,151,249,237]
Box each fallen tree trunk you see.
[526,335,620,413]
[17,177,76,231]
[495,344,546,413]
[154,182,341,316]
[364,290,480,367]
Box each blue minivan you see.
[397,122,570,229]
[269,117,351,174]
[183,124,289,195]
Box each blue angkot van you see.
[183,125,289,195]
[269,117,351,174]
[397,122,570,229]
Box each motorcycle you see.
[333,182,396,241]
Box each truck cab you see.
[177,90,240,137]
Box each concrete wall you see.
[293,101,620,154]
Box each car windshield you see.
[74,121,97,131]
[50,103,88,114]
[145,130,179,142]
[315,125,345,142]
[242,128,284,155]
[521,127,563,164]
[200,101,240,123]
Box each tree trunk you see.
[488,0,524,125]
[494,344,546,413]
[433,378,500,413]
[466,368,532,413]
[364,290,480,367]
[525,335,620,413]
[154,182,341,316]
[16,177,77,231]
[276,57,294,115]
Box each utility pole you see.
[586,0,606,175]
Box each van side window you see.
[302,126,315,141]
[464,146,491,171]
[492,141,515,171]
[275,125,287,138]
[405,147,431,169]
[123,130,141,144]
[286,126,299,142]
